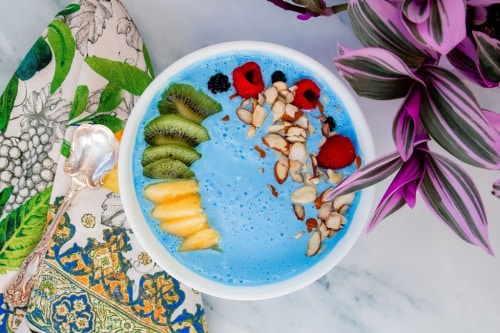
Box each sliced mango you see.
[160,213,209,238]
[102,163,120,193]
[151,193,202,220]
[144,179,199,204]
[178,228,221,252]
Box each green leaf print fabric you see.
[0,1,208,332]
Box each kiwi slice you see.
[144,114,210,146]
[158,83,222,122]
[143,158,195,179]
[141,142,201,167]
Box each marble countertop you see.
[1,1,499,332]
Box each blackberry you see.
[207,73,230,94]
[271,70,287,83]
[324,116,336,131]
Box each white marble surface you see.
[2,1,500,332]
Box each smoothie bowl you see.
[119,41,375,300]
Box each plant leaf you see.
[56,3,81,17]
[419,65,500,169]
[482,109,500,130]
[323,151,403,201]
[16,37,52,81]
[0,73,19,133]
[393,84,423,160]
[47,19,76,94]
[334,45,423,100]
[402,0,466,55]
[402,0,430,24]
[420,153,492,254]
[69,85,90,121]
[0,186,52,273]
[85,56,152,96]
[88,114,124,133]
[348,0,439,68]
[96,82,123,114]
[474,30,500,83]
[447,36,498,88]
[367,188,406,232]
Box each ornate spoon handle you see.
[4,178,86,307]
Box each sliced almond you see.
[286,135,307,143]
[325,212,347,230]
[327,169,343,184]
[288,142,308,164]
[318,221,330,240]
[262,133,289,154]
[294,231,305,239]
[321,122,331,137]
[291,185,317,204]
[236,107,253,125]
[271,100,286,122]
[285,125,306,138]
[293,204,305,221]
[240,98,251,107]
[289,160,304,183]
[264,86,279,105]
[310,154,318,176]
[294,115,309,129]
[284,103,299,119]
[257,93,265,106]
[275,151,289,166]
[247,125,256,138]
[273,81,288,92]
[267,124,286,133]
[317,201,333,221]
[274,160,289,184]
[333,192,355,211]
[252,104,267,127]
[280,90,295,104]
[306,230,322,257]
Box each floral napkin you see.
[0,1,207,332]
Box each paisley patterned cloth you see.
[0,1,207,332]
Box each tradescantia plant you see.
[269,0,500,254]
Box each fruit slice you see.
[292,79,321,110]
[159,213,209,238]
[143,158,195,179]
[141,142,201,167]
[157,83,222,122]
[232,61,265,99]
[178,228,221,252]
[144,179,199,204]
[151,193,202,220]
[144,114,210,146]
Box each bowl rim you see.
[119,40,375,300]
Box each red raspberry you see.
[292,79,320,110]
[317,135,356,169]
[232,61,265,99]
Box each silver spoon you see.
[4,124,119,307]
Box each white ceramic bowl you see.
[119,41,375,300]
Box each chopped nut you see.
[236,107,253,125]
[294,231,305,239]
[305,218,318,232]
[262,133,289,154]
[333,192,355,211]
[274,160,289,184]
[264,86,279,105]
[273,81,288,92]
[327,169,343,184]
[306,230,322,256]
[325,212,347,230]
[293,204,305,221]
[288,142,308,164]
[255,145,266,158]
[247,125,256,138]
[252,104,267,127]
[317,201,333,221]
[271,100,286,122]
[291,185,317,204]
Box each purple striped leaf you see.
[447,37,499,88]
[367,151,426,231]
[420,152,493,255]
[334,46,423,100]
[402,0,430,24]
[323,151,403,201]
[392,85,424,160]
[418,65,500,169]
[367,189,406,232]
[347,0,439,68]
[474,31,500,83]
[402,0,466,55]
[483,109,500,130]
[493,179,500,198]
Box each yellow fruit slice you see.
[102,163,119,193]
[151,193,202,220]
[159,213,209,238]
[178,228,221,252]
[144,179,199,204]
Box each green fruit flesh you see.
[143,158,195,179]
[158,83,222,122]
[141,142,201,167]
[144,114,210,146]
